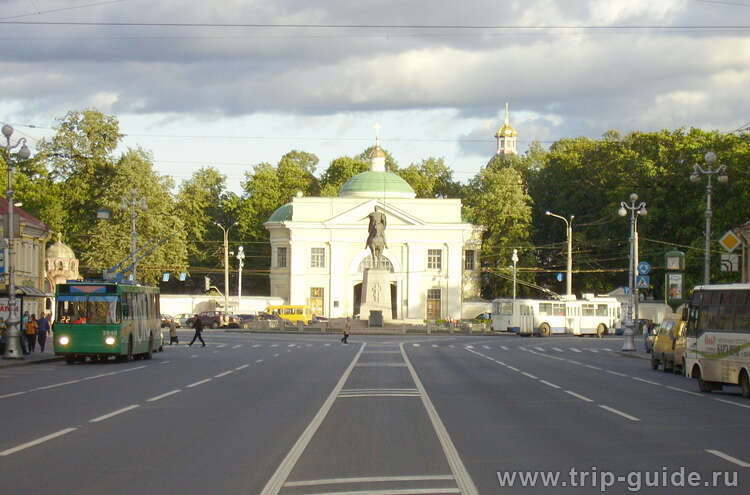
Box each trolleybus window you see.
[56,295,120,324]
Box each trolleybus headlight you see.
[59,336,70,346]
[104,336,116,345]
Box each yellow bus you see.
[267,305,312,325]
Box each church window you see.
[310,247,325,268]
[465,250,475,270]
[277,247,287,268]
[427,249,442,270]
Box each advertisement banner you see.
[667,273,683,300]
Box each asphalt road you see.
[1,331,748,494]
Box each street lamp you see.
[690,151,728,285]
[214,221,238,314]
[511,248,518,300]
[618,193,647,352]
[545,210,575,297]
[236,246,245,311]
[2,124,31,359]
[120,189,147,282]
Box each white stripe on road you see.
[284,474,455,488]
[147,390,181,402]
[606,370,628,377]
[482,345,491,350]
[714,398,750,410]
[665,385,703,397]
[253,344,261,348]
[236,364,250,370]
[565,390,594,402]
[273,353,280,357]
[585,365,602,371]
[521,372,538,379]
[292,489,459,495]
[507,366,519,372]
[603,348,612,352]
[260,344,366,495]
[570,347,582,353]
[706,449,750,468]
[0,391,27,399]
[501,346,509,350]
[214,370,234,378]
[432,344,438,348]
[401,344,479,495]
[413,343,421,347]
[325,343,331,346]
[89,404,140,423]
[233,344,242,349]
[632,376,661,386]
[598,405,640,422]
[186,378,212,388]
[539,380,561,389]
[33,379,81,390]
[568,360,582,365]
[534,347,545,352]
[552,347,563,352]
[160,360,171,364]
[256,359,264,363]
[0,427,77,456]
[216,344,226,348]
[588,349,599,353]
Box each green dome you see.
[339,171,416,199]
[267,202,292,222]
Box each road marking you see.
[236,364,250,370]
[214,370,234,378]
[0,391,27,399]
[603,348,612,352]
[271,344,279,348]
[570,347,582,353]
[519,346,528,351]
[355,362,407,367]
[288,344,296,347]
[598,405,640,421]
[233,344,242,349]
[147,390,181,402]
[482,345,491,350]
[260,344,366,495]
[606,370,628,377]
[216,344,226,348]
[568,360,582,365]
[632,376,662,386]
[190,355,198,359]
[160,360,171,364]
[0,427,77,456]
[89,404,140,423]
[465,345,473,349]
[292,489,460,495]
[365,350,401,354]
[413,343,421,347]
[186,378,212,388]
[706,449,750,468]
[401,344,479,495]
[534,347,545,352]
[273,353,280,357]
[432,344,438,348]
[284,474,455,488]
[256,359,264,363]
[565,390,594,402]
[507,365,520,372]
[501,346,509,350]
[585,365,602,371]
[665,385,702,397]
[521,372,538,379]
[588,349,599,353]
[714,398,750,410]
[253,344,261,348]
[539,380,561,389]
[33,379,81,391]
[325,343,331,346]
[552,347,563,352]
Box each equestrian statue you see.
[366,207,387,269]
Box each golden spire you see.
[504,102,510,126]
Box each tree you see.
[319,156,369,197]
[397,157,461,198]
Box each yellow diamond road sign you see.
[718,231,741,252]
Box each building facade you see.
[264,143,484,321]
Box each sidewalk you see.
[615,339,651,361]
[0,346,62,369]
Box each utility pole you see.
[215,221,237,314]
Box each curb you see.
[0,356,64,369]
[616,351,651,361]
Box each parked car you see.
[474,312,491,322]
[160,314,174,328]
[225,314,241,328]
[651,315,686,373]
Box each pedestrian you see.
[0,317,6,354]
[169,318,178,345]
[341,316,351,344]
[37,312,51,352]
[25,314,38,353]
[188,314,205,347]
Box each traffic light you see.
[204,276,210,292]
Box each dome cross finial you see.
[504,102,510,126]
[374,122,382,148]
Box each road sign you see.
[637,261,651,275]
[721,254,739,272]
[718,231,741,252]
[636,275,650,289]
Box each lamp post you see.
[2,124,30,359]
[120,189,147,282]
[236,246,245,311]
[618,193,647,352]
[545,211,574,297]
[690,151,728,285]
[511,248,518,300]
[214,221,237,314]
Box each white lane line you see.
[288,344,296,347]
[432,344,438,348]
[521,372,538,379]
[260,344,366,495]
[539,380,561,389]
[186,378,212,388]
[568,360,582,365]
[270,344,279,348]
[160,360,171,364]
[0,391,27,399]
[706,449,750,468]
[0,427,77,456]
[413,343,421,347]
[570,347,582,353]
[256,359,264,363]
[588,349,599,353]
[401,344,479,495]
[236,364,250,370]
[665,385,703,397]
[284,474,455,487]
[325,343,331,347]
[552,347,563,352]
[465,345,473,349]
[507,365,520,372]
[233,344,242,349]
[603,348,613,352]
[89,404,140,423]
[534,347,545,352]
[293,489,460,495]
[598,405,640,422]
[714,398,750,410]
[32,379,81,391]
[632,376,662,386]
[501,346,509,350]
[519,346,528,351]
[253,344,261,348]
[214,370,234,378]
[482,345,491,350]
[147,390,181,402]
[585,365,602,371]
[565,390,594,402]
[273,353,280,357]
[606,370,628,377]
[216,344,226,348]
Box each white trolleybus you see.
[491,294,622,337]
[685,284,750,397]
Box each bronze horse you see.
[366,209,387,269]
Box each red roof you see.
[0,196,49,231]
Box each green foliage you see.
[319,156,369,197]
[397,157,461,198]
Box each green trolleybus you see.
[53,281,163,364]
[685,283,750,397]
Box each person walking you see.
[188,314,205,347]
[37,312,51,352]
[25,314,38,353]
[341,317,351,344]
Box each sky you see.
[1,0,749,193]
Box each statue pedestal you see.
[360,268,392,325]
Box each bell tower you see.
[495,102,518,155]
